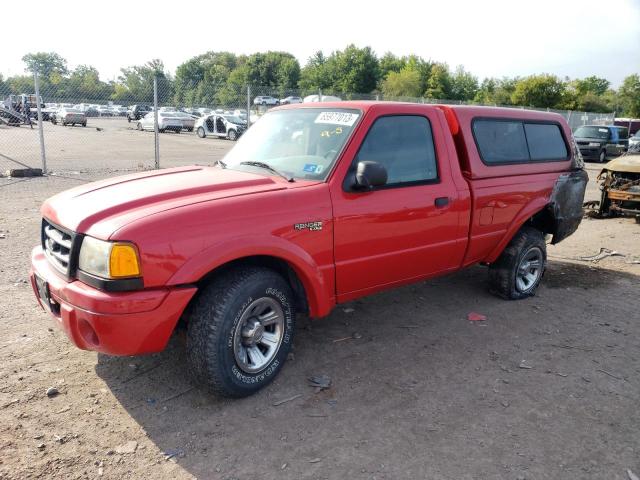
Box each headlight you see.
[588,142,601,147]
[78,236,141,279]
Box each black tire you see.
[488,226,546,300]
[196,126,206,138]
[186,267,295,398]
[228,129,237,141]
[136,122,142,131]
[159,128,165,133]
[187,127,193,132]
[598,150,607,163]
[82,122,87,127]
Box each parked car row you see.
[253,95,303,106]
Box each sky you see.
[1,0,639,87]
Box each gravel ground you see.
[0,122,639,479]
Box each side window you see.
[354,115,438,185]
[473,120,529,164]
[524,123,568,160]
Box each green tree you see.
[299,51,333,92]
[572,76,610,96]
[65,65,113,101]
[381,68,422,98]
[325,45,379,94]
[511,74,566,108]
[113,59,172,103]
[22,52,68,78]
[450,65,478,101]
[379,52,406,81]
[618,74,640,117]
[0,74,9,96]
[173,52,239,105]
[425,63,451,99]
[242,52,300,91]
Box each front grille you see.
[42,220,76,276]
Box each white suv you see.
[253,96,279,106]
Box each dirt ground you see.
[1,122,639,479]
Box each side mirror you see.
[354,161,387,190]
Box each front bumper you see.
[30,246,197,356]
[578,146,601,160]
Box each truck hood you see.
[42,166,302,238]
[601,153,640,174]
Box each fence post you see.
[318,88,322,102]
[153,75,160,169]
[33,71,47,173]
[247,85,251,125]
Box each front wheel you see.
[488,226,546,300]
[598,150,607,163]
[196,126,206,138]
[186,267,295,398]
[227,129,237,141]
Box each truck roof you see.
[278,101,566,122]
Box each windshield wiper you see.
[214,159,227,168]
[239,161,294,182]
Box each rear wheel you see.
[136,122,142,131]
[196,126,206,138]
[488,226,546,300]
[186,267,295,397]
[82,122,86,127]
[228,129,237,141]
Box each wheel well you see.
[197,255,309,314]
[527,207,555,235]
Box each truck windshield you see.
[223,108,361,181]
[574,126,610,139]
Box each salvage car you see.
[51,108,87,127]
[595,151,640,221]
[137,111,183,133]
[195,113,246,140]
[127,105,152,122]
[30,103,587,398]
[280,96,303,105]
[253,95,279,106]
[574,125,629,163]
[172,111,197,132]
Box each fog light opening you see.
[78,319,100,347]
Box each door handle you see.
[434,197,449,208]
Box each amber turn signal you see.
[109,243,141,278]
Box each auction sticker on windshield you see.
[315,111,359,126]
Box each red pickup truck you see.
[30,102,588,397]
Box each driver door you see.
[330,111,465,299]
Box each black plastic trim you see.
[77,270,144,292]
[41,218,82,280]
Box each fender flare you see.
[166,234,334,318]
[484,197,549,264]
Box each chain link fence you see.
[0,74,617,180]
